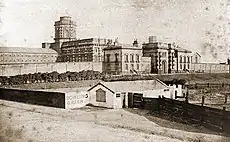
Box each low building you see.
[87,79,171,109]
[0,47,58,64]
[103,40,151,75]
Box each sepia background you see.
[0,0,229,63]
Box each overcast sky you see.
[0,0,229,62]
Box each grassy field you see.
[154,73,230,84]
[1,80,100,90]
[0,100,229,142]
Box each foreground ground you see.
[0,100,229,142]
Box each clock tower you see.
[54,16,77,43]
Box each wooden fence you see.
[0,88,65,108]
[185,83,230,89]
[130,95,230,134]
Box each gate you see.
[128,93,143,108]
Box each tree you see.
[58,73,67,82]
[35,72,43,83]
[41,72,49,83]
[50,71,59,82]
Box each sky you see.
[0,0,229,62]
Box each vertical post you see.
[201,95,205,106]
[224,94,228,104]
[185,88,189,103]
[158,95,161,115]
[222,106,226,132]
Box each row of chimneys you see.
[106,36,158,47]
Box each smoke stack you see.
[133,39,138,47]
[149,36,157,43]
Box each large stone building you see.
[42,16,111,62]
[0,47,58,64]
[61,38,110,62]
[142,36,201,74]
[103,40,151,75]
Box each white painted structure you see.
[87,79,171,109]
[65,91,89,109]
[168,84,184,99]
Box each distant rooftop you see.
[104,44,142,50]
[0,47,58,54]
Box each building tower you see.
[54,16,77,43]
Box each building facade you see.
[103,40,151,75]
[143,36,201,74]
[61,38,111,62]
[42,16,112,63]
[0,47,58,64]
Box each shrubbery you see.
[0,70,103,85]
[0,71,186,86]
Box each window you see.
[136,54,140,63]
[125,64,128,71]
[130,54,134,62]
[116,94,120,97]
[106,54,110,62]
[125,54,128,62]
[96,88,106,102]
[195,56,198,63]
[180,56,182,63]
[115,53,119,62]
[184,56,186,63]
[187,56,190,63]
[188,64,190,69]
[131,64,134,70]
[136,64,139,70]
[180,64,182,69]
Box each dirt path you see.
[0,100,228,142]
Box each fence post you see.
[222,106,226,132]
[200,96,205,126]
[201,96,205,106]
[158,95,161,115]
[224,94,228,104]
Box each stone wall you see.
[190,63,230,73]
[0,62,103,76]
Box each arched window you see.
[136,54,140,63]
[179,56,182,63]
[124,54,128,62]
[130,54,134,62]
[187,56,190,63]
[115,53,119,62]
[96,88,106,102]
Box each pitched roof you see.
[0,47,58,54]
[88,79,169,93]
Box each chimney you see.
[114,37,119,46]
[149,36,157,43]
[133,39,138,47]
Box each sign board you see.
[65,91,89,109]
